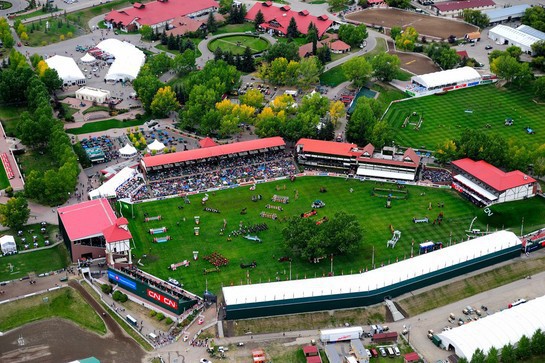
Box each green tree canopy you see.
[371,52,400,81]
[338,24,368,47]
[263,42,300,62]
[462,9,490,29]
[0,196,31,231]
[342,56,372,87]
[151,86,180,118]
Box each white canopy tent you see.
[96,39,145,81]
[439,295,545,360]
[222,231,521,306]
[119,143,138,158]
[0,235,16,255]
[147,139,166,153]
[88,167,137,199]
[411,67,481,90]
[45,55,86,86]
[80,53,96,63]
[75,87,111,103]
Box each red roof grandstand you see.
[452,158,536,191]
[105,0,218,28]
[57,199,117,241]
[142,137,285,168]
[245,2,333,37]
[296,138,359,158]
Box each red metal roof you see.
[306,356,322,363]
[105,0,218,27]
[103,218,132,243]
[457,50,469,59]
[297,138,359,158]
[452,158,536,191]
[58,199,117,241]
[434,0,494,12]
[199,137,218,148]
[245,3,333,36]
[404,352,420,362]
[143,137,285,168]
[330,40,351,51]
[303,345,318,354]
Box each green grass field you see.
[0,287,106,334]
[208,35,270,55]
[0,161,10,190]
[124,177,545,296]
[382,84,545,150]
[66,117,150,135]
[0,243,70,281]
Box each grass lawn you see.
[18,149,58,175]
[208,35,270,55]
[66,0,135,30]
[395,69,412,81]
[213,23,255,35]
[15,8,50,21]
[0,164,10,190]
[0,106,25,137]
[382,84,545,150]
[123,177,545,296]
[0,287,106,334]
[26,17,80,47]
[0,245,69,282]
[66,117,150,135]
[155,42,202,58]
[62,103,79,118]
[82,105,110,115]
[0,0,13,10]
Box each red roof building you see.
[456,50,469,59]
[330,40,351,53]
[433,0,495,16]
[199,137,218,148]
[303,345,319,356]
[404,352,420,363]
[451,158,537,206]
[166,12,225,36]
[306,356,322,363]
[245,2,333,37]
[105,0,219,31]
[58,199,130,262]
[142,137,285,169]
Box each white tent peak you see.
[96,38,145,81]
[119,143,137,158]
[148,139,166,152]
[81,53,96,63]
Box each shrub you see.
[5,186,13,197]
[149,310,157,317]
[101,284,112,294]
[165,317,173,325]
[156,312,165,321]
[119,292,128,303]
[112,290,123,301]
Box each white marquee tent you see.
[439,295,545,360]
[45,55,86,86]
[147,139,166,153]
[119,143,138,158]
[411,67,481,90]
[96,39,145,81]
[80,53,96,63]
[75,87,111,103]
[0,235,16,255]
[488,25,540,54]
[88,167,137,199]
[222,231,521,306]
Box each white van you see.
[148,332,158,340]
[387,347,395,357]
[393,346,400,356]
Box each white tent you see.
[88,167,137,199]
[439,295,545,360]
[488,25,540,55]
[147,139,166,153]
[75,87,111,103]
[411,67,481,90]
[119,143,138,158]
[0,235,16,255]
[96,39,145,81]
[80,53,96,63]
[45,55,86,86]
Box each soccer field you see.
[382,85,545,150]
[124,177,545,296]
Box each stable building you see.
[222,231,521,319]
[433,0,495,17]
[488,24,544,55]
[451,158,537,206]
[483,4,530,25]
[105,0,219,32]
[58,198,133,263]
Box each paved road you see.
[0,0,28,17]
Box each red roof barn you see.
[245,2,333,37]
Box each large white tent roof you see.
[89,167,137,199]
[0,235,16,253]
[222,231,521,305]
[411,67,481,89]
[45,55,85,83]
[119,143,138,157]
[489,25,540,49]
[80,53,96,63]
[96,39,145,81]
[439,295,545,360]
[147,139,166,152]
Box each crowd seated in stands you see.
[116,175,146,199]
[421,167,452,184]
[132,151,296,201]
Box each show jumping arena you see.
[345,8,478,39]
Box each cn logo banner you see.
[146,289,179,310]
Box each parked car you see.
[379,347,386,357]
[485,45,493,50]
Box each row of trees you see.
[342,52,401,87]
[462,9,490,29]
[346,96,391,149]
[338,23,368,48]
[0,50,81,206]
[458,328,545,363]
[391,26,419,52]
[0,17,15,50]
[425,42,461,70]
[489,47,533,89]
[522,6,545,32]
[213,46,256,73]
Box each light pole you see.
[289,260,292,280]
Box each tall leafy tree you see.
[371,52,400,81]
[263,42,300,62]
[500,343,516,363]
[522,6,545,32]
[0,196,31,230]
[462,10,490,29]
[342,56,372,87]
[530,329,545,355]
[172,49,197,76]
[338,24,368,47]
[515,335,531,361]
[151,86,180,118]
